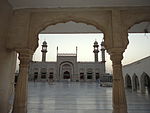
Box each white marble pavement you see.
[27,82,150,113]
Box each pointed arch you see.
[141,72,150,94]
[28,9,112,51]
[122,8,150,31]
[132,73,139,91]
[125,74,132,89]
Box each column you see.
[109,48,128,113]
[140,79,145,94]
[132,80,135,91]
[93,70,96,81]
[12,49,33,113]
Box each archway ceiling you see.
[8,0,150,9]
[40,21,150,34]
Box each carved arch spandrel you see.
[28,9,113,51]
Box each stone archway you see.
[26,8,114,52]
[132,74,139,91]
[27,9,128,113]
[123,10,150,94]
[125,74,132,89]
[59,62,74,81]
[122,8,150,32]
[11,8,139,113]
[63,71,70,79]
[141,72,150,94]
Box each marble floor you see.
[28,81,150,113]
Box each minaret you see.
[41,41,47,62]
[93,41,99,62]
[101,41,105,62]
[101,41,106,73]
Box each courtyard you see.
[28,81,150,113]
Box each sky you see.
[31,33,150,73]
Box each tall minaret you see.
[101,41,105,62]
[101,41,106,73]
[41,41,47,62]
[93,41,99,62]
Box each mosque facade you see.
[29,40,107,82]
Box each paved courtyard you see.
[28,81,150,113]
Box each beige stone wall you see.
[0,0,16,113]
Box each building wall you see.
[29,60,104,82]
[29,61,57,81]
[123,56,150,93]
[0,0,16,113]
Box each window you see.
[41,72,46,79]
[80,73,84,80]
[49,72,53,79]
[34,72,38,79]
[96,73,99,80]
[63,71,70,79]
[87,72,92,79]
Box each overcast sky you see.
[31,33,150,73]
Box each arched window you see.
[49,72,53,79]
[34,72,38,79]
[41,68,47,79]
[87,68,93,79]
[80,73,84,80]
[63,71,70,79]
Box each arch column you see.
[12,49,33,113]
[109,48,127,113]
[132,77,135,91]
[140,76,145,94]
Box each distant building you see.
[123,56,150,94]
[29,40,108,82]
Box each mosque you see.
[1,0,150,113]
[29,40,107,82]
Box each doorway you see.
[63,71,70,79]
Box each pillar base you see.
[113,105,128,113]
[12,105,27,113]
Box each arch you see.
[141,72,150,94]
[122,8,150,31]
[132,74,139,91]
[33,19,105,50]
[86,68,93,80]
[36,18,105,37]
[59,61,74,81]
[125,74,132,89]
[128,20,150,32]
[63,71,70,79]
[28,11,111,51]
